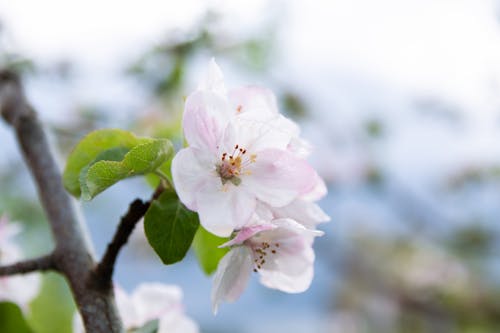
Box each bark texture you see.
[0,70,123,333]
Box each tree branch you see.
[93,185,165,289]
[0,254,55,276]
[0,69,123,333]
[92,199,149,289]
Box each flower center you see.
[216,144,256,186]
[252,241,280,272]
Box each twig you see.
[92,199,149,289]
[0,254,55,276]
[0,69,122,333]
[93,184,165,288]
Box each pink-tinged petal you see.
[211,246,253,314]
[183,91,230,152]
[198,58,227,98]
[259,261,314,293]
[301,173,328,201]
[252,219,322,293]
[220,223,277,248]
[171,148,215,211]
[221,116,296,154]
[131,283,183,324]
[195,177,256,237]
[229,86,278,118]
[271,199,330,229]
[245,149,317,207]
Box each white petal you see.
[198,58,227,98]
[245,149,317,207]
[195,177,256,237]
[271,199,330,229]
[259,260,314,293]
[229,86,278,118]
[131,283,183,324]
[221,116,295,154]
[183,90,230,153]
[0,273,41,312]
[220,223,276,248]
[301,174,328,202]
[171,147,215,211]
[115,286,140,328]
[252,219,321,293]
[211,246,253,314]
[287,136,312,158]
[158,312,199,333]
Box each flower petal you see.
[171,147,215,211]
[220,223,276,248]
[198,58,227,98]
[221,116,296,154]
[211,246,253,314]
[245,149,317,207]
[287,136,312,158]
[114,286,140,328]
[254,219,321,293]
[131,283,183,324]
[158,312,199,333]
[229,86,278,118]
[183,90,230,153]
[270,199,330,229]
[301,173,328,201]
[195,177,256,237]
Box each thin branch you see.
[93,185,165,289]
[92,199,149,289]
[0,69,122,333]
[0,254,56,276]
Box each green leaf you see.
[129,319,159,333]
[28,273,75,333]
[144,191,199,265]
[80,139,173,200]
[0,302,33,333]
[144,157,172,189]
[63,129,151,197]
[78,147,130,200]
[192,226,230,275]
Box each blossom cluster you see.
[0,215,40,311]
[172,60,330,313]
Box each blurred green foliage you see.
[28,273,75,333]
[0,302,33,333]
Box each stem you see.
[0,254,55,276]
[92,199,149,289]
[92,184,165,289]
[154,170,175,190]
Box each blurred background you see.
[1,0,500,332]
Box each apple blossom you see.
[73,282,198,333]
[264,174,330,229]
[172,60,320,237]
[211,217,324,314]
[0,215,41,311]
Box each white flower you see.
[73,282,198,333]
[172,60,318,237]
[0,215,41,312]
[258,174,330,229]
[211,217,323,314]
